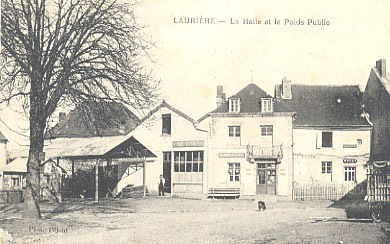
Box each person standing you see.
[158,175,165,196]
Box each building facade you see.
[198,84,295,197]
[363,59,390,161]
[115,101,208,198]
[275,79,372,190]
[0,130,8,190]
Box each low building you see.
[198,84,295,197]
[275,78,372,196]
[1,157,65,202]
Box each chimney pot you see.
[216,85,226,107]
[376,59,387,77]
[281,77,292,99]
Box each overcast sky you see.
[1,0,390,152]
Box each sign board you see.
[218,153,246,158]
[343,158,357,164]
[172,140,204,148]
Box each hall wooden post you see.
[95,159,99,202]
[143,157,146,197]
[71,158,75,197]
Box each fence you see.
[293,182,366,201]
[0,190,24,204]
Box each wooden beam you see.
[143,157,146,197]
[95,159,99,202]
[71,158,75,197]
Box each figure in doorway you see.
[158,175,165,196]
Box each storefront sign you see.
[172,140,204,148]
[218,153,245,158]
[343,158,357,164]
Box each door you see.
[256,162,276,195]
[163,152,172,193]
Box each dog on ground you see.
[258,201,266,211]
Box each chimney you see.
[216,85,226,107]
[281,77,292,99]
[59,112,66,125]
[376,59,387,77]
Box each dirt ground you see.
[0,196,388,244]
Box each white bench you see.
[208,188,240,199]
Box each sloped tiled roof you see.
[138,100,195,124]
[198,84,292,122]
[45,101,140,139]
[276,85,371,127]
[1,157,27,173]
[44,135,156,159]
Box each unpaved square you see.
[0,197,388,243]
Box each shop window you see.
[322,132,332,147]
[228,163,240,182]
[162,114,171,135]
[344,167,356,182]
[174,151,204,173]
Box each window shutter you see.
[316,132,321,149]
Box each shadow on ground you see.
[329,194,371,220]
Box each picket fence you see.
[292,182,366,201]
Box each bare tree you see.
[1,0,159,219]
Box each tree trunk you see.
[23,150,42,219]
[23,94,46,220]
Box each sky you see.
[1,0,390,152]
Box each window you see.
[162,114,171,135]
[174,151,203,173]
[344,167,356,182]
[321,161,332,174]
[228,126,241,137]
[261,98,273,112]
[11,178,20,187]
[261,125,273,136]
[229,98,240,113]
[322,132,332,147]
[228,163,240,182]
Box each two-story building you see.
[116,101,208,198]
[363,59,390,161]
[275,78,372,191]
[198,84,295,197]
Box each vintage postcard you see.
[0,0,390,243]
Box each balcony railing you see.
[247,144,283,160]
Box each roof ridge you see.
[291,84,360,87]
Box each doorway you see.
[163,152,172,193]
[256,161,277,195]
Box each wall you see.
[199,113,294,197]
[363,68,390,160]
[0,141,8,190]
[293,127,371,186]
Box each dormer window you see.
[229,98,240,113]
[261,98,273,112]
